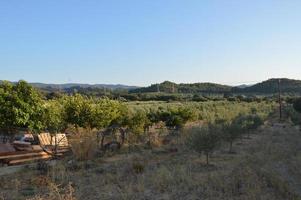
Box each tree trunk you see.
[120,128,125,146]
[229,141,233,153]
[54,133,58,159]
[101,134,105,150]
[206,153,209,165]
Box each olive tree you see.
[187,125,221,165]
[223,121,242,153]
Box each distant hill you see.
[0,81,138,90]
[131,78,301,95]
[30,82,138,90]
[232,78,301,94]
[2,78,301,96]
[130,81,232,94]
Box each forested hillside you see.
[130,81,232,94]
[1,78,301,99]
[232,78,301,94]
[130,78,301,95]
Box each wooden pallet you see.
[0,147,68,166]
[9,154,52,165]
[0,132,71,166]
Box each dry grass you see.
[69,128,98,161]
[1,117,301,200]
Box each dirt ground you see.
[1,115,301,200]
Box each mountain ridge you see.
[1,78,301,95]
[0,81,139,90]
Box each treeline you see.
[131,78,301,95]
[0,81,275,136]
[41,78,301,102]
[45,89,277,103]
[187,114,265,165]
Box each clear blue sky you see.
[1,0,301,86]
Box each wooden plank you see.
[38,133,52,146]
[51,134,69,147]
[40,133,47,145]
[0,151,48,160]
[44,133,52,145]
[0,149,42,157]
[9,155,52,165]
[38,135,45,146]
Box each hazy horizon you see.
[1,77,296,88]
[1,0,301,86]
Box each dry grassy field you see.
[0,111,301,200]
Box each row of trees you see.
[0,81,276,151]
[0,81,198,136]
[0,81,124,134]
[187,114,264,165]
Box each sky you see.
[0,0,301,86]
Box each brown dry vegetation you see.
[1,114,301,200]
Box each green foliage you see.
[222,119,243,153]
[131,81,232,94]
[248,115,264,130]
[0,80,44,133]
[63,94,93,128]
[128,101,274,125]
[164,107,197,129]
[285,104,301,125]
[187,125,221,165]
[234,114,263,132]
[293,98,301,113]
[233,78,301,94]
[92,97,124,129]
[127,110,149,135]
[42,99,66,133]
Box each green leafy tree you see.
[0,80,44,133]
[187,125,220,165]
[238,114,263,138]
[91,98,126,148]
[163,107,197,129]
[128,110,149,135]
[63,94,93,129]
[42,99,66,133]
[223,120,242,153]
[91,98,123,129]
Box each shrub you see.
[186,125,221,165]
[293,98,301,113]
[223,121,242,153]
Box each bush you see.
[223,121,242,153]
[293,98,301,113]
[285,105,301,125]
[186,125,221,165]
